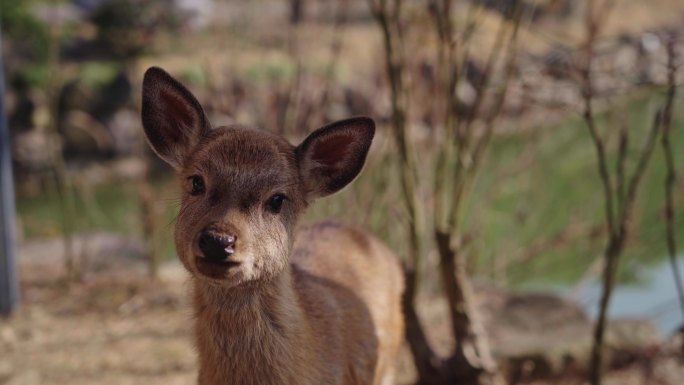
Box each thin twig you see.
[448,1,524,230]
[582,3,642,385]
[314,0,349,127]
[619,110,662,227]
[429,2,524,384]
[282,12,304,135]
[368,0,439,380]
[581,0,616,237]
[46,3,79,282]
[460,5,511,146]
[432,0,458,232]
[615,121,628,208]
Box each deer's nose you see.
[198,230,237,262]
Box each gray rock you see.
[478,287,663,379]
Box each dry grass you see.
[136,0,684,82]
[0,262,194,385]
[1,256,682,385]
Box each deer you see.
[141,67,404,385]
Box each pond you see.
[573,258,684,335]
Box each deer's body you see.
[141,67,404,385]
[195,222,403,385]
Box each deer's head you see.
[141,67,374,288]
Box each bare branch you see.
[470,4,524,175]
[589,37,663,385]
[618,109,662,229]
[615,122,628,208]
[448,1,524,231]
[310,0,349,128]
[460,5,511,145]
[661,36,684,321]
[581,0,616,237]
[431,0,459,232]
[584,108,616,235]
[368,0,439,379]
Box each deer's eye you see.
[189,175,205,196]
[266,194,286,214]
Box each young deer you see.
[141,67,404,385]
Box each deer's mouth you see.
[195,255,241,279]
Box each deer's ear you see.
[296,117,375,199]
[141,66,211,170]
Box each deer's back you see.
[291,221,404,385]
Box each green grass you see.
[470,92,684,286]
[307,91,684,287]
[15,92,684,288]
[18,181,140,238]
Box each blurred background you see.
[0,0,683,384]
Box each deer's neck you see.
[192,269,316,385]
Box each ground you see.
[0,274,196,385]
[1,251,682,385]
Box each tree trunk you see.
[436,231,502,385]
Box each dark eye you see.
[266,194,286,214]
[189,175,205,196]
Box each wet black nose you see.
[198,230,237,262]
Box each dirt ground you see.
[1,253,682,385]
[0,263,196,385]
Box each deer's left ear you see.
[295,117,375,200]
[141,66,212,170]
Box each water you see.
[572,258,684,335]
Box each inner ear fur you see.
[141,66,211,169]
[295,117,375,199]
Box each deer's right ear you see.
[296,117,375,200]
[141,67,211,170]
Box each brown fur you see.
[141,67,404,385]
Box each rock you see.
[485,291,593,378]
[109,110,142,156]
[11,129,52,173]
[606,319,662,367]
[544,49,573,79]
[174,0,215,30]
[456,81,477,108]
[475,286,664,380]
